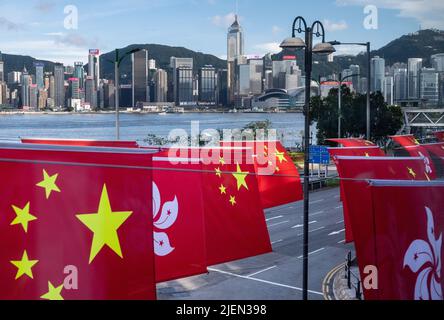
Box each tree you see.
[311,86,403,145]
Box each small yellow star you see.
[10,250,39,280]
[413,138,420,145]
[41,282,64,300]
[275,151,288,164]
[36,170,61,199]
[229,196,236,206]
[11,202,37,233]
[276,166,281,172]
[215,167,222,178]
[408,167,417,179]
[264,145,268,151]
[77,184,133,264]
[219,157,226,166]
[232,163,249,191]
[219,184,227,195]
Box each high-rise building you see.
[170,57,193,103]
[198,66,216,105]
[35,62,44,90]
[7,71,21,85]
[85,76,97,109]
[88,49,100,89]
[149,59,156,71]
[74,62,85,89]
[420,68,439,106]
[175,66,194,107]
[227,15,244,106]
[371,56,385,93]
[383,76,394,105]
[217,69,228,107]
[29,84,38,110]
[49,75,55,101]
[132,49,149,106]
[272,58,300,90]
[103,81,115,109]
[394,68,408,103]
[54,64,65,108]
[38,89,48,110]
[0,52,4,83]
[408,58,423,99]
[154,69,168,103]
[431,53,444,72]
[350,65,360,92]
[69,78,80,100]
[20,67,31,108]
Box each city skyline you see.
[1,0,444,65]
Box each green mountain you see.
[98,44,227,81]
[1,53,55,75]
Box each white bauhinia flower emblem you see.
[418,152,433,175]
[404,207,442,300]
[152,182,179,257]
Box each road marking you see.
[267,220,290,228]
[208,267,323,296]
[298,247,325,259]
[336,220,344,224]
[247,266,277,277]
[291,221,317,229]
[310,199,324,205]
[297,227,325,236]
[310,211,324,217]
[266,215,283,222]
[329,229,345,236]
[338,240,346,244]
[271,239,283,245]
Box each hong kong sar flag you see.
[0,143,156,300]
[201,147,272,266]
[152,157,207,283]
[369,180,444,300]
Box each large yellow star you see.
[76,184,133,264]
[11,202,37,233]
[41,281,64,300]
[10,250,39,280]
[232,163,249,191]
[36,169,61,199]
[408,167,417,179]
[275,151,288,164]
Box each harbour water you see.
[0,113,316,147]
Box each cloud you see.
[336,0,444,29]
[323,19,349,31]
[254,42,282,54]
[0,16,23,31]
[332,44,367,56]
[211,12,237,28]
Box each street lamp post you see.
[109,48,143,140]
[280,17,335,300]
[329,41,371,140]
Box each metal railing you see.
[344,251,363,300]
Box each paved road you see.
[158,186,354,300]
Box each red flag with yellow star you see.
[201,147,272,266]
[434,131,444,142]
[326,138,376,147]
[152,156,208,283]
[0,143,156,300]
[221,140,303,209]
[21,138,139,148]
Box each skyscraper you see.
[54,64,65,108]
[35,62,44,90]
[74,62,85,89]
[154,69,168,103]
[69,78,80,100]
[85,76,97,109]
[383,76,394,105]
[175,66,194,107]
[420,68,439,106]
[199,65,216,105]
[394,68,408,102]
[350,65,360,92]
[170,57,193,103]
[431,53,444,72]
[88,49,100,89]
[20,67,31,108]
[371,56,385,93]
[227,15,244,106]
[29,84,38,110]
[132,49,149,106]
[0,52,4,83]
[408,58,423,99]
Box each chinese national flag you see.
[200,147,272,266]
[221,141,303,209]
[368,180,444,300]
[335,156,432,299]
[328,146,386,158]
[391,135,421,147]
[0,144,156,300]
[326,138,375,147]
[152,157,207,283]
[21,138,139,149]
[434,131,444,142]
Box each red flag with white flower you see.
[368,180,443,300]
[152,157,207,283]
[0,143,156,300]
[221,140,303,209]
